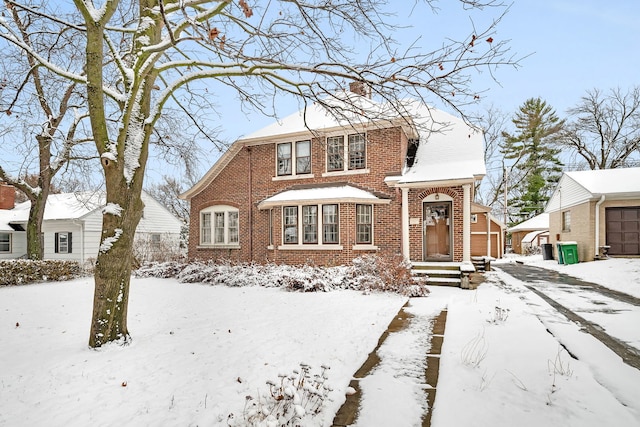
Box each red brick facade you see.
[188,125,469,265]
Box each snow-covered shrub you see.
[228,363,332,427]
[135,254,428,296]
[0,260,81,286]
[349,254,429,296]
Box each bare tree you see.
[146,175,190,225]
[0,3,93,259]
[559,87,640,170]
[1,0,519,347]
[474,105,509,213]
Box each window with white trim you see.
[562,210,571,232]
[356,204,372,244]
[283,206,298,244]
[277,140,311,176]
[55,232,72,254]
[326,133,366,172]
[283,204,340,246]
[200,206,239,246]
[349,134,366,170]
[302,205,318,243]
[323,205,339,243]
[151,233,161,249]
[0,233,11,253]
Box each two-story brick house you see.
[181,85,486,275]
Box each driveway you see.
[495,262,640,370]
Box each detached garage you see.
[546,167,640,262]
[606,207,640,256]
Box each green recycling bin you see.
[557,241,578,265]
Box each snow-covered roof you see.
[243,91,396,140]
[182,91,486,200]
[508,213,549,232]
[8,192,104,223]
[546,167,640,212]
[522,229,549,244]
[565,168,640,195]
[397,101,486,184]
[258,184,390,209]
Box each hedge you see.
[0,260,81,286]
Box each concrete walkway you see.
[496,262,640,370]
[332,304,448,427]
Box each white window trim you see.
[278,204,342,250]
[199,205,240,248]
[355,204,374,246]
[323,133,368,176]
[57,232,70,254]
[0,232,11,253]
[353,244,379,251]
[274,140,313,180]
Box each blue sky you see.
[145,1,640,183]
[3,1,639,186]
[218,0,640,141]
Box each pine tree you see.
[501,98,564,221]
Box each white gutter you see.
[594,195,605,258]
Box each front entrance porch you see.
[411,261,477,289]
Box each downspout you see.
[595,194,605,259]
[247,147,253,260]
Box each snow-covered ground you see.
[1,257,639,426]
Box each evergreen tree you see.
[501,98,564,221]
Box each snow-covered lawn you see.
[1,257,639,426]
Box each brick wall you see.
[188,126,465,265]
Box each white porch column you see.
[402,187,410,261]
[463,183,471,262]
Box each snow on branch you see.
[99,228,123,253]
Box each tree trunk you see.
[26,192,46,260]
[89,182,144,347]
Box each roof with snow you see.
[7,192,104,223]
[396,101,485,184]
[508,212,549,232]
[258,183,390,209]
[546,167,640,212]
[181,91,485,199]
[564,168,640,194]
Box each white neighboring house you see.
[0,189,184,264]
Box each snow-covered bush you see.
[0,260,81,286]
[227,363,332,427]
[135,254,428,296]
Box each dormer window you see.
[277,140,311,176]
[406,138,419,168]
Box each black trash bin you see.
[541,243,553,260]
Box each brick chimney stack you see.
[349,81,371,98]
[0,183,16,210]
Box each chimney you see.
[349,81,371,98]
[0,183,16,210]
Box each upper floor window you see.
[0,233,11,253]
[277,140,311,176]
[326,133,366,172]
[349,134,366,170]
[55,232,72,254]
[201,206,239,246]
[327,136,344,171]
[562,210,571,232]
